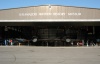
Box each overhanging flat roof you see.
[0,22,100,26]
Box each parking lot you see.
[0,46,100,64]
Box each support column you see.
[93,26,95,35]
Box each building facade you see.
[0,5,100,46]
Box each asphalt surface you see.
[0,46,100,64]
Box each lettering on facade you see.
[19,13,81,16]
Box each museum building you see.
[0,5,100,46]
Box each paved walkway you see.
[0,46,100,64]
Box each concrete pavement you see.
[0,46,100,64]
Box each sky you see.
[0,0,100,9]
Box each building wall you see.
[0,5,100,20]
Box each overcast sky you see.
[0,0,100,9]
